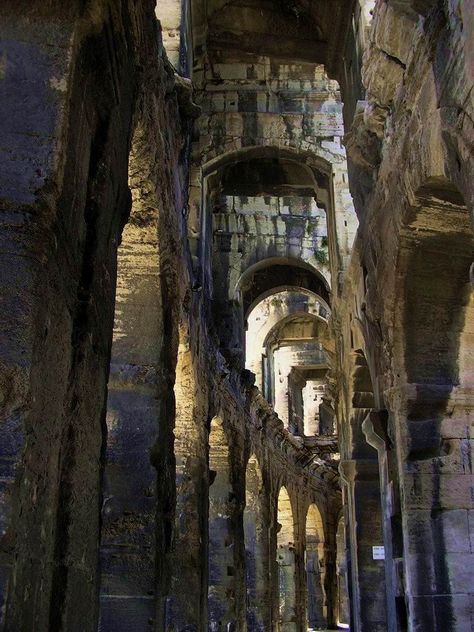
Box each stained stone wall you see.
[0,2,473,632]
[336,1,474,631]
[98,41,189,629]
[0,2,162,630]
[192,55,358,282]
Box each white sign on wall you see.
[372,546,385,560]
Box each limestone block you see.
[373,1,416,65]
[469,510,474,552]
[362,47,405,108]
[447,552,474,593]
[409,594,472,631]
[405,509,471,554]
[98,596,154,632]
[403,473,474,510]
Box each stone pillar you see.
[388,384,474,632]
[306,542,325,628]
[244,459,271,631]
[273,352,291,428]
[0,4,142,630]
[208,416,243,631]
[340,459,387,632]
[288,371,305,436]
[277,546,298,631]
[335,516,350,627]
[362,411,399,632]
[276,488,297,631]
[99,213,168,630]
[164,325,208,632]
[304,503,328,629]
[294,517,307,632]
[303,380,324,436]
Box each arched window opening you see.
[263,311,332,434]
[239,260,331,318]
[273,343,328,433]
[277,487,297,630]
[244,285,337,439]
[245,289,329,393]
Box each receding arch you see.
[260,310,332,431]
[203,145,333,183]
[263,312,333,356]
[203,146,334,224]
[218,157,317,197]
[246,286,330,323]
[245,291,333,426]
[236,258,331,316]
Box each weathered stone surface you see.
[0,1,473,632]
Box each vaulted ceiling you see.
[193,0,355,77]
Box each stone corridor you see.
[0,1,473,631]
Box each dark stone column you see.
[163,324,209,632]
[340,459,387,632]
[306,543,325,628]
[244,459,271,631]
[363,411,400,632]
[0,3,145,629]
[388,385,474,632]
[278,544,298,631]
[208,416,246,631]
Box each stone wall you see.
[0,1,160,629]
[337,1,474,630]
[0,2,472,632]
